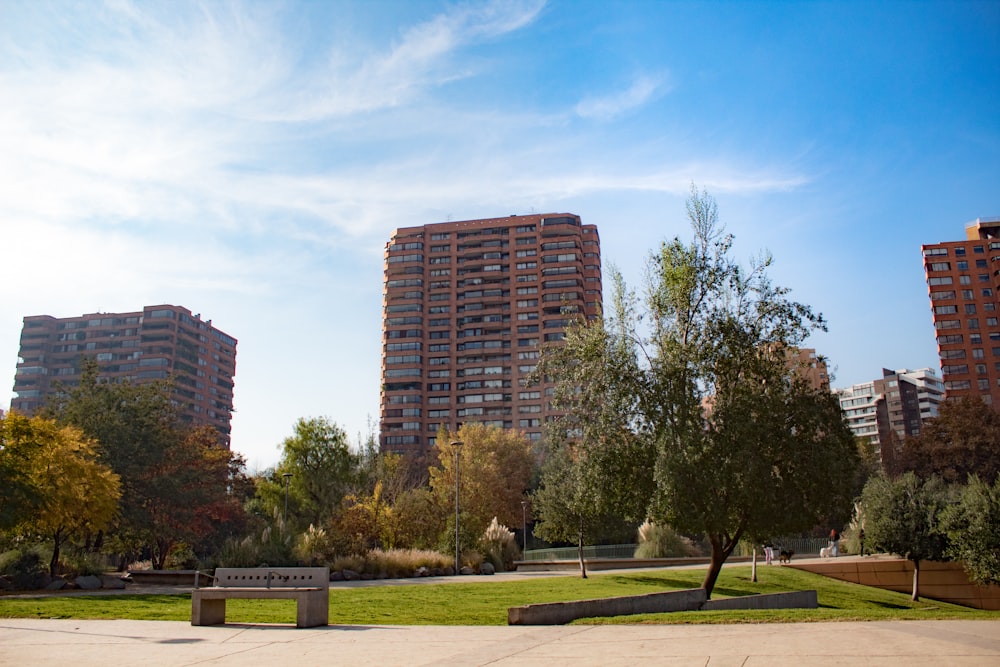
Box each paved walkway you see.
[2,618,999,665]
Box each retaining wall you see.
[508,589,817,625]
[788,556,1000,610]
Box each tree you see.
[0,413,120,575]
[861,472,951,601]
[430,424,535,554]
[263,417,358,530]
[530,270,663,577]
[941,475,1000,587]
[45,359,181,557]
[536,186,859,597]
[532,435,629,578]
[899,397,1000,484]
[141,426,249,569]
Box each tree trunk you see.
[911,559,920,602]
[577,528,588,579]
[49,529,64,577]
[751,545,758,583]
[701,534,728,599]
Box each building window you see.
[929,262,951,271]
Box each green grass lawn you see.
[0,566,996,625]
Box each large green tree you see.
[0,413,120,575]
[536,186,859,597]
[899,397,1000,483]
[861,472,951,601]
[261,417,358,530]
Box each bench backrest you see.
[212,567,330,589]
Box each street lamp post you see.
[282,473,293,526]
[451,440,464,574]
[521,500,528,553]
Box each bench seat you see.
[191,567,330,628]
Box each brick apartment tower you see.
[923,217,1000,408]
[379,214,602,457]
[11,305,237,447]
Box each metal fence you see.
[734,538,830,558]
[521,544,637,561]
[523,537,831,562]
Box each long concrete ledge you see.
[700,590,818,611]
[508,589,816,625]
[514,556,753,572]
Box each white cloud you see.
[575,73,669,121]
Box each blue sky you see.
[1,0,997,470]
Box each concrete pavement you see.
[2,618,999,666]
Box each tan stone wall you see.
[790,556,1000,610]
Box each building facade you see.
[379,214,602,456]
[11,305,236,447]
[835,367,944,466]
[923,217,1000,407]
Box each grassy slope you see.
[0,566,996,625]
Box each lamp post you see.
[451,440,464,574]
[282,472,293,526]
[521,500,528,553]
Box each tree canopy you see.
[260,416,358,530]
[941,475,1000,587]
[44,358,247,567]
[899,397,1000,484]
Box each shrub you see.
[479,517,519,572]
[634,520,702,558]
[60,549,108,577]
[4,550,48,590]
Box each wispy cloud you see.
[575,73,669,121]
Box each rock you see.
[330,571,345,582]
[479,562,495,575]
[415,566,429,577]
[430,567,444,577]
[360,572,374,580]
[45,578,68,591]
[76,575,102,590]
[0,576,14,591]
[100,575,127,589]
[342,569,360,581]
[443,566,455,576]
[376,571,388,580]
[460,566,475,576]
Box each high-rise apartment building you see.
[379,214,602,456]
[11,305,237,447]
[835,367,944,466]
[923,217,1000,407]
[787,348,831,392]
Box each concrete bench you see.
[191,567,330,628]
